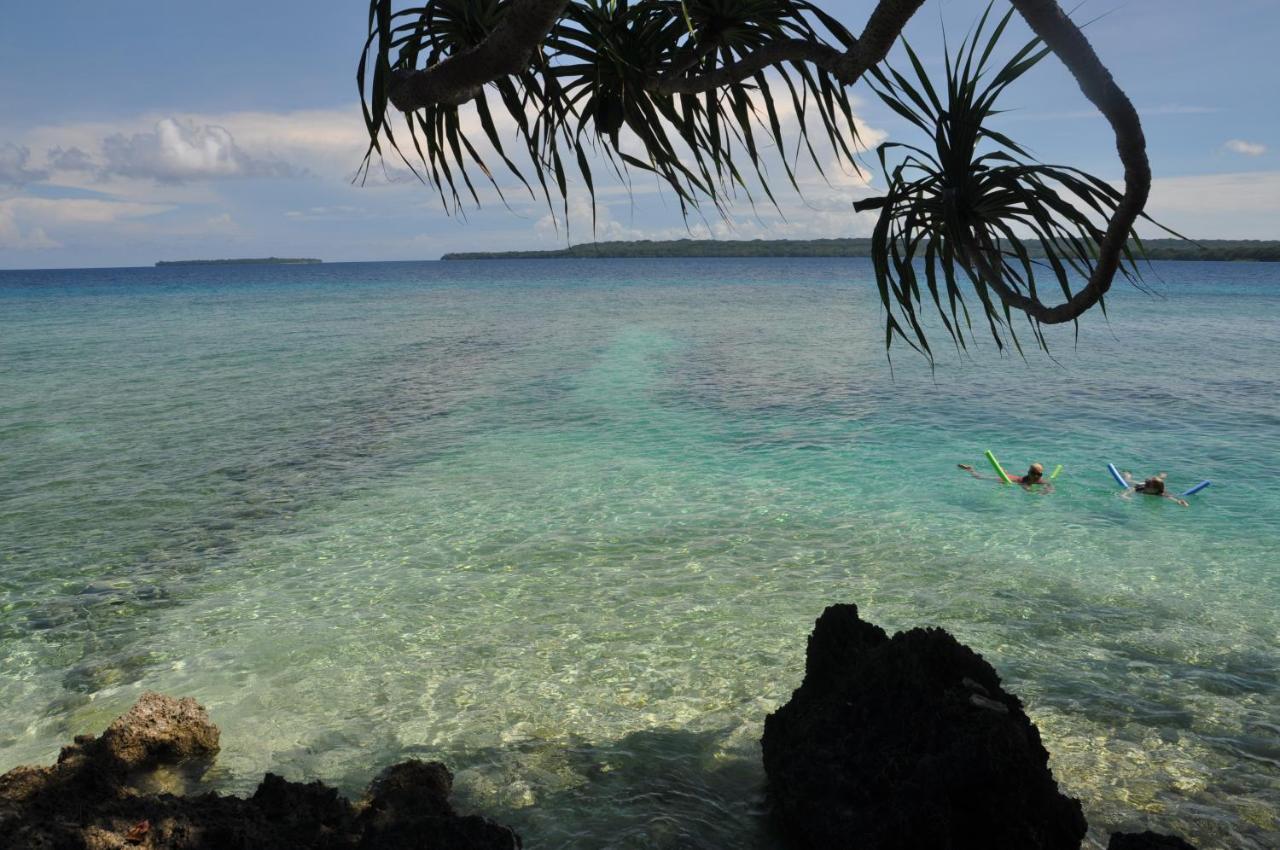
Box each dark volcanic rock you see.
[0,693,520,850]
[762,603,1088,850]
[1108,832,1198,850]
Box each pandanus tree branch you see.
[653,0,928,94]
[363,0,1157,349]
[994,0,1151,325]
[384,0,932,107]
[651,38,847,95]
[385,0,572,109]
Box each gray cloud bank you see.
[0,144,49,188]
[5,118,304,187]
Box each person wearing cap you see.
[957,461,1052,490]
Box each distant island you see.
[155,257,322,266]
[442,238,1280,262]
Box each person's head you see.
[1142,476,1166,495]
[1025,462,1044,482]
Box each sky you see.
[1,0,1277,269]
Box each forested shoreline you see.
[443,238,1280,262]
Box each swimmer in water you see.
[1121,472,1189,506]
[958,461,1052,490]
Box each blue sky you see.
[1,0,1277,268]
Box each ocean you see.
[1,258,1277,848]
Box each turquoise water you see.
[1,258,1277,849]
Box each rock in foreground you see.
[0,692,520,850]
[762,604,1087,850]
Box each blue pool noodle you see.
[1107,463,1129,489]
[1181,480,1212,497]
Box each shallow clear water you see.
[1,258,1277,849]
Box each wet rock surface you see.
[0,692,520,850]
[98,693,221,772]
[761,603,1088,850]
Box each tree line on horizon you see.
[442,238,1280,262]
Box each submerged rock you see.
[1108,832,1197,850]
[761,603,1087,850]
[0,692,521,849]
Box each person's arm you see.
[1164,493,1189,507]
[1119,471,1137,497]
[957,464,988,480]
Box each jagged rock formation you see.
[0,692,520,850]
[761,603,1088,849]
[0,643,1204,850]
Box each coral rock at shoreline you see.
[761,603,1088,849]
[98,693,221,772]
[0,692,521,849]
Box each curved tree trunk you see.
[997,0,1151,324]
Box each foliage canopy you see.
[359,0,1160,356]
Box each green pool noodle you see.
[985,450,1013,484]
[1051,464,1063,479]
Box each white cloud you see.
[205,212,238,232]
[285,205,366,220]
[1222,139,1267,157]
[0,208,59,250]
[1147,171,1280,214]
[0,196,170,223]
[1137,170,1280,238]
[535,195,629,243]
[14,112,339,192]
[2,108,386,264]
[0,196,172,251]
[206,109,368,161]
[97,118,302,183]
[11,92,883,234]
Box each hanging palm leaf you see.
[859,4,1178,358]
[359,0,865,229]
